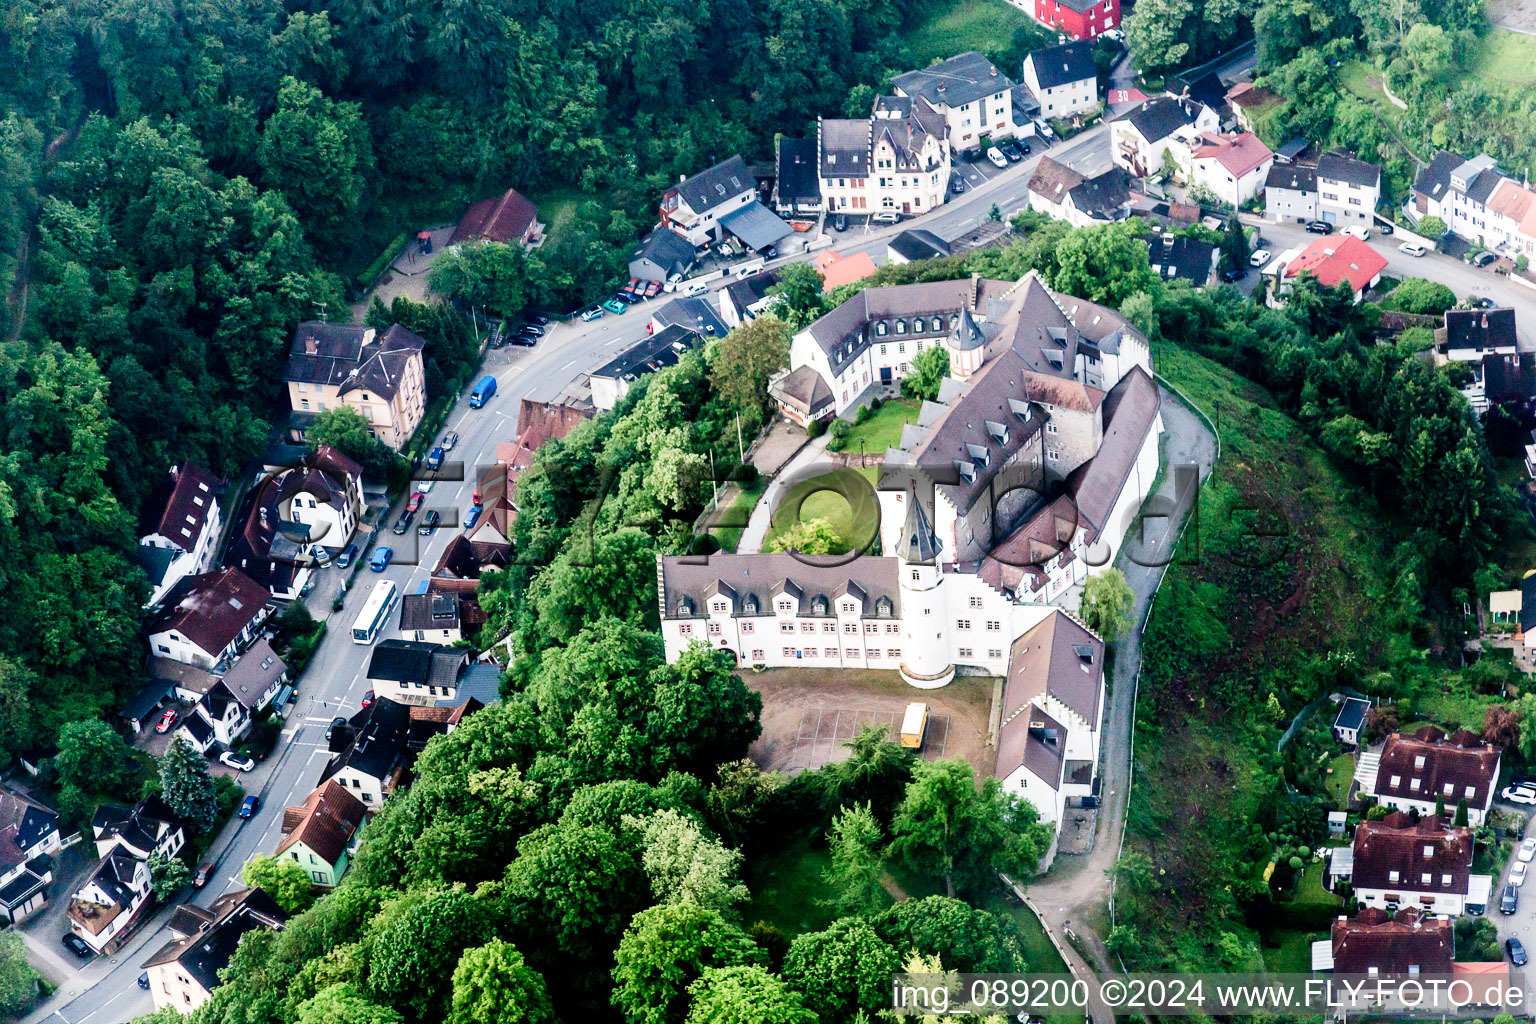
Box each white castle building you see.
[661,273,1164,832]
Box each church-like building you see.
[659,272,1164,836]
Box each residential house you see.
[275,781,367,888]
[1264,163,1319,223]
[1015,0,1119,40]
[398,592,464,644]
[1333,696,1371,747]
[813,250,879,292]
[590,325,702,411]
[660,155,758,245]
[1410,150,1464,223]
[283,322,428,451]
[818,94,952,217]
[1273,234,1388,305]
[67,851,152,954]
[1353,727,1501,825]
[891,52,1016,153]
[449,187,543,248]
[1313,907,1454,978]
[137,465,222,608]
[366,639,469,707]
[319,696,479,805]
[1110,97,1219,179]
[1411,153,1533,253]
[1022,41,1098,120]
[719,271,780,328]
[629,229,696,285]
[993,613,1105,831]
[1145,234,1217,285]
[146,567,271,670]
[1027,158,1134,227]
[1165,72,1232,120]
[774,137,822,215]
[887,229,952,265]
[268,445,366,558]
[0,789,61,924]
[142,888,286,1012]
[1315,150,1383,226]
[1486,178,1536,260]
[175,680,250,754]
[1182,131,1273,207]
[1224,82,1276,133]
[649,296,728,338]
[1436,306,1527,413]
[219,638,288,714]
[91,797,185,861]
[1342,812,1486,916]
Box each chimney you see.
[304,337,317,355]
[1482,314,1489,329]
[937,81,946,93]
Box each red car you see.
[407,491,424,513]
[155,708,179,733]
[644,280,662,298]
[360,689,375,708]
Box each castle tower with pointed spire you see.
[896,485,954,688]
[947,308,987,379]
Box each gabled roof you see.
[1000,611,1104,727]
[769,365,834,417]
[892,51,1014,109]
[1065,367,1162,536]
[1443,307,1517,353]
[1027,40,1095,91]
[1125,96,1208,144]
[143,464,219,550]
[1266,162,1317,193]
[652,296,728,338]
[399,592,461,632]
[220,638,286,708]
[450,188,538,245]
[1190,131,1272,179]
[1373,729,1500,810]
[1330,908,1453,977]
[1284,235,1389,294]
[366,639,439,685]
[146,568,269,655]
[1413,150,1465,203]
[141,888,286,994]
[1317,149,1381,189]
[889,229,952,262]
[321,697,413,784]
[723,270,779,316]
[277,781,367,866]
[776,137,819,203]
[1066,167,1133,221]
[813,250,878,292]
[592,325,701,384]
[1028,157,1086,204]
[668,155,755,214]
[632,229,695,276]
[659,554,901,621]
[0,790,57,867]
[1352,812,1473,896]
[283,322,425,401]
[1147,234,1216,283]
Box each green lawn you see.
[1469,28,1536,87]
[1416,690,1498,732]
[1262,930,1317,974]
[1336,61,1404,126]
[1324,751,1355,810]
[709,480,766,553]
[836,400,920,457]
[762,467,882,554]
[740,833,842,937]
[527,187,588,247]
[905,0,1050,68]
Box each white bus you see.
[351,580,398,644]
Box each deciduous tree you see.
[708,315,791,420]
[1079,569,1134,641]
[612,903,761,1024]
[147,852,191,901]
[780,917,900,1021]
[901,346,949,402]
[447,940,556,1024]
[242,854,317,914]
[684,965,816,1024]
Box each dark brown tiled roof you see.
[276,780,367,867]
[978,494,1080,596]
[998,611,1104,728]
[149,464,219,550]
[450,188,538,246]
[659,553,901,621]
[1375,730,1501,810]
[1352,813,1472,896]
[1064,366,1161,535]
[1331,907,1453,976]
[147,568,269,655]
[1028,157,1087,205]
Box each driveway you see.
[1023,386,1218,977]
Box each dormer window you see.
[1414,755,1426,769]
[956,461,976,482]
[812,596,829,616]
[744,596,759,615]
[966,443,990,467]
[987,420,1010,446]
[895,320,907,335]
[876,321,888,336]
[931,316,943,332]
[876,596,894,616]
[1009,398,1031,423]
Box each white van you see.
[1341,225,1371,241]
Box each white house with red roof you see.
[137,465,222,608]
[1271,234,1388,305]
[1181,131,1274,207]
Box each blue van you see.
[469,375,497,408]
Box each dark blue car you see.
[239,795,259,819]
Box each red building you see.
[1031,0,1119,40]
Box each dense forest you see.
[0,0,1033,761]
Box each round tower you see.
[947,308,986,379]
[896,486,955,688]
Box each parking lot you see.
[745,666,995,776]
[951,134,1056,192]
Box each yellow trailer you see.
[900,702,928,750]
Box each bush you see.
[853,404,871,425]
[870,397,883,411]
[806,419,827,439]
[214,775,244,820]
[355,232,411,296]
[733,464,759,487]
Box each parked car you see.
[1341,225,1371,240]
[361,689,374,708]
[193,863,213,887]
[219,751,256,772]
[1520,837,1536,863]
[1504,884,1520,915]
[440,431,459,452]
[1220,267,1248,283]
[426,446,445,471]
[63,933,94,959]
[1510,937,1529,967]
[1378,221,1394,235]
[418,509,441,535]
[325,716,349,742]
[391,512,411,535]
[621,290,645,304]
[581,306,605,322]
[507,332,537,347]
[1514,861,1530,887]
[1473,251,1499,267]
[1034,120,1056,140]
[335,543,358,568]
[517,323,545,337]
[1502,784,1536,804]
[1306,220,1333,234]
[1398,242,1427,257]
[369,547,393,572]
[950,177,966,194]
[999,141,1023,162]
[1249,249,1272,267]
[602,298,627,314]
[238,795,259,819]
[872,211,900,225]
[1017,138,1032,155]
[155,708,179,733]
[525,312,550,326]
[986,146,1008,168]
[138,972,151,989]
[833,213,848,232]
